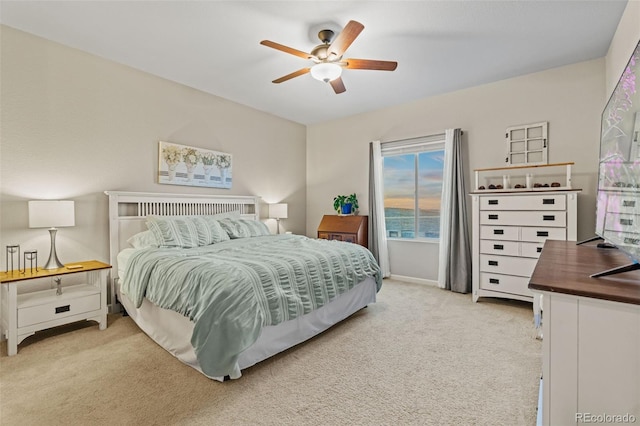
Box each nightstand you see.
[0,260,111,356]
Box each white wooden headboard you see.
[104,191,261,280]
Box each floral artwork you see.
[158,141,232,188]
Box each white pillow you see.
[126,230,159,249]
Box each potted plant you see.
[333,193,359,215]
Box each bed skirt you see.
[117,276,377,381]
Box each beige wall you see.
[0,26,307,270]
[606,0,640,96]
[307,58,605,281]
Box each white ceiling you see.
[0,1,628,125]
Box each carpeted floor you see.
[0,279,541,425]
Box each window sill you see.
[387,238,439,244]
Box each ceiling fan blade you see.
[327,20,364,59]
[272,68,311,84]
[260,40,314,60]
[344,58,398,71]
[330,77,346,94]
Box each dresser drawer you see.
[480,240,519,256]
[479,254,538,277]
[480,225,519,241]
[479,272,532,297]
[480,194,566,211]
[18,291,101,328]
[521,242,544,258]
[520,227,566,242]
[480,211,566,227]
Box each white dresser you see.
[471,190,580,304]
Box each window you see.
[381,135,445,240]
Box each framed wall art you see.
[158,141,232,189]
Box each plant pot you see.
[341,203,353,215]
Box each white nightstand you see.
[1,260,111,356]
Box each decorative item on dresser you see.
[0,260,111,356]
[317,215,368,248]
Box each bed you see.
[105,191,381,381]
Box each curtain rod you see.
[381,130,464,146]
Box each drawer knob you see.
[537,247,542,253]
[488,200,499,205]
[488,260,498,266]
[542,199,555,205]
[493,244,504,250]
[543,215,555,221]
[493,229,504,235]
[489,278,500,284]
[537,231,549,237]
[622,200,636,208]
[620,218,633,226]
[488,214,499,220]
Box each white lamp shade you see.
[269,203,288,219]
[310,63,342,83]
[28,200,75,228]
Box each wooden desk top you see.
[0,260,111,284]
[529,240,640,305]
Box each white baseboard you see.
[387,274,439,287]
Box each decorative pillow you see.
[146,215,230,248]
[219,218,271,239]
[126,230,159,249]
[190,216,231,246]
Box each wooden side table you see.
[0,260,111,356]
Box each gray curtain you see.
[438,129,471,293]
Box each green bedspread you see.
[122,234,382,377]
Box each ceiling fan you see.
[260,20,397,94]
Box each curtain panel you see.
[438,129,472,293]
[368,141,391,277]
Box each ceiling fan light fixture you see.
[310,62,342,83]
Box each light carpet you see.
[0,279,541,425]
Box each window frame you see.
[381,135,446,242]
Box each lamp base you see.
[43,228,65,270]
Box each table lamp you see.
[28,200,75,269]
[269,203,288,234]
